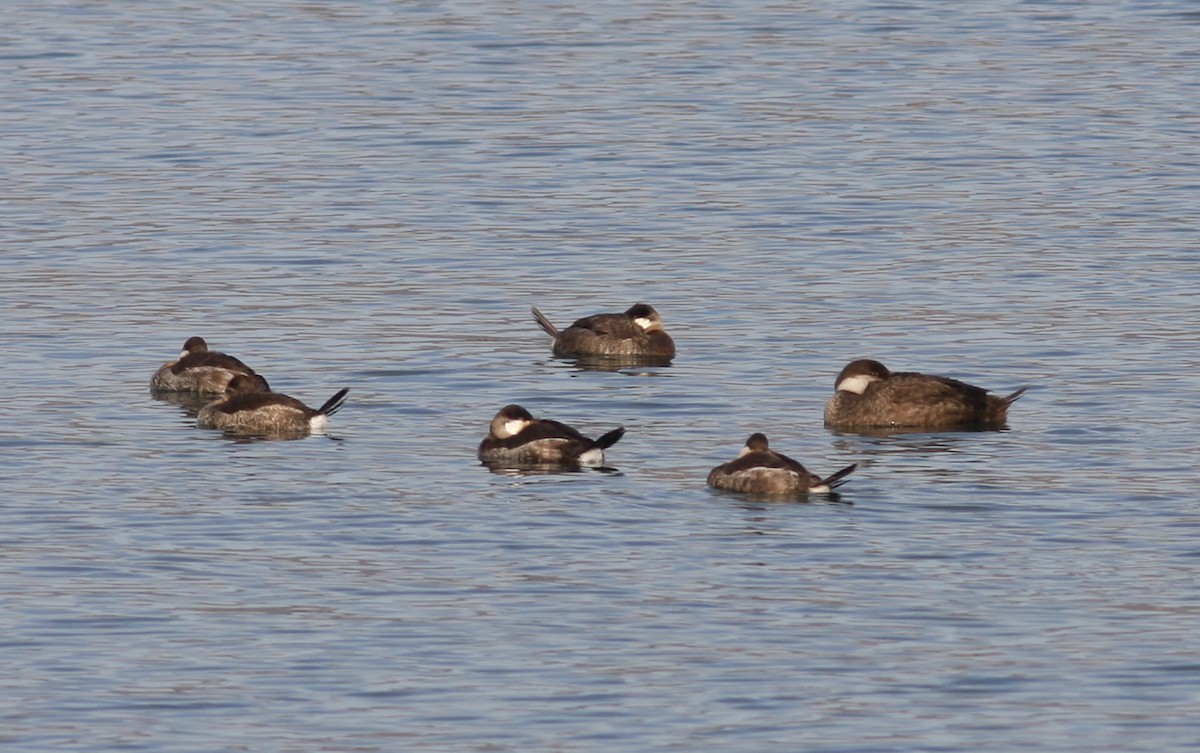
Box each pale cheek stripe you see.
[836,375,874,394]
[504,420,527,436]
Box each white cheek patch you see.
[503,419,528,437]
[836,374,875,394]
[738,445,753,457]
[179,350,190,359]
[633,317,652,331]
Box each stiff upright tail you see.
[1002,386,1028,406]
[531,306,559,337]
[819,463,858,491]
[592,427,626,450]
[318,388,350,417]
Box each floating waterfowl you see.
[478,404,625,466]
[708,433,857,497]
[531,303,675,361]
[150,336,269,395]
[823,358,1026,430]
[197,374,348,435]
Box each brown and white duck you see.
[197,374,348,435]
[150,336,269,395]
[531,303,675,361]
[708,433,857,497]
[478,404,625,467]
[823,359,1026,430]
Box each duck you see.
[531,303,675,361]
[823,358,1027,430]
[478,404,625,466]
[707,433,857,497]
[150,336,270,395]
[197,374,348,435]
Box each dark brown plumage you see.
[197,374,348,435]
[531,303,675,362]
[150,336,270,395]
[707,433,857,497]
[478,404,625,467]
[824,359,1026,430]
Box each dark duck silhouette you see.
[197,374,348,435]
[531,303,675,362]
[478,404,625,467]
[151,336,269,395]
[823,358,1027,430]
[708,433,857,497]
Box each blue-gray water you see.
[2,1,1198,751]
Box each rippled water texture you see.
[2,1,1199,751]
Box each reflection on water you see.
[4,0,1200,751]
[827,427,1010,445]
[480,462,624,478]
[149,389,212,417]
[710,486,854,507]
[210,428,345,444]
[557,354,676,372]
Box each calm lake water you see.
[2,1,1199,751]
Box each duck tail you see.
[820,463,858,490]
[318,388,350,417]
[531,306,559,338]
[592,427,626,450]
[1002,386,1028,406]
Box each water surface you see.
[2,1,1199,751]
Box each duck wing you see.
[568,313,639,338]
[174,350,259,375]
[881,372,991,411]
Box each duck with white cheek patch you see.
[478,404,626,467]
[823,358,1027,431]
[530,302,675,361]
